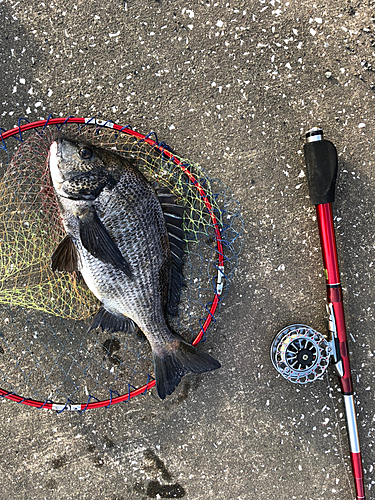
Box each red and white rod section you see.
[316,202,365,500]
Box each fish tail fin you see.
[153,339,221,400]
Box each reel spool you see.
[270,324,331,384]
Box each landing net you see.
[0,117,242,411]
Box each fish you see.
[49,137,220,399]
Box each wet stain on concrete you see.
[176,381,191,403]
[144,449,171,481]
[103,337,121,354]
[87,443,104,467]
[103,435,115,449]
[175,377,200,404]
[133,482,146,495]
[45,479,57,490]
[139,449,186,498]
[103,338,122,365]
[92,455,104,467]
[51,456,66,469]
[146,480,185,498]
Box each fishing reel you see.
[270,304,343,385]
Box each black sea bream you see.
[49,138,220,399]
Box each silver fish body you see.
[49,138,220,399]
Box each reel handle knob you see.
[304,128,338,205]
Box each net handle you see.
[0,116,224,410]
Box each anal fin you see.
[88,307,136,334]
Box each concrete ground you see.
[0,0,374,498]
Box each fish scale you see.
[49,138,220,399]
[87,174,172,349]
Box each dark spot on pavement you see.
[174,377,200,404]
[92,455,104,467]
[103,338,122,365]
[133,482,146,494]
[45,479,57,490]
[146,480,185,498]
[103,337,121,355]
[144,449,171,481]
[177,381,190,403]
[51,456,66,469]
[87,444,96,453]
[103,435,115,448]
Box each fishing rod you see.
[270,128,365,499]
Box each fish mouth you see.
[49,139,65,187]
[56,137,63,159]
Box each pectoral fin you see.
[79,210,133,279]
[51,235,81,272]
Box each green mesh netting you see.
[0,121,242,408]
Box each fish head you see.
[49,138,117,200]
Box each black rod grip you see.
[303,139,338,205]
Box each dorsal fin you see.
[167,262,184,317]
[166,223,185,241]
[163,213,183,228]
[154,183,186,316]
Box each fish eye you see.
[78,147,93,160]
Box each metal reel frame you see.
[270,324,331,384]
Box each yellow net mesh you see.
[0,129,97,319]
